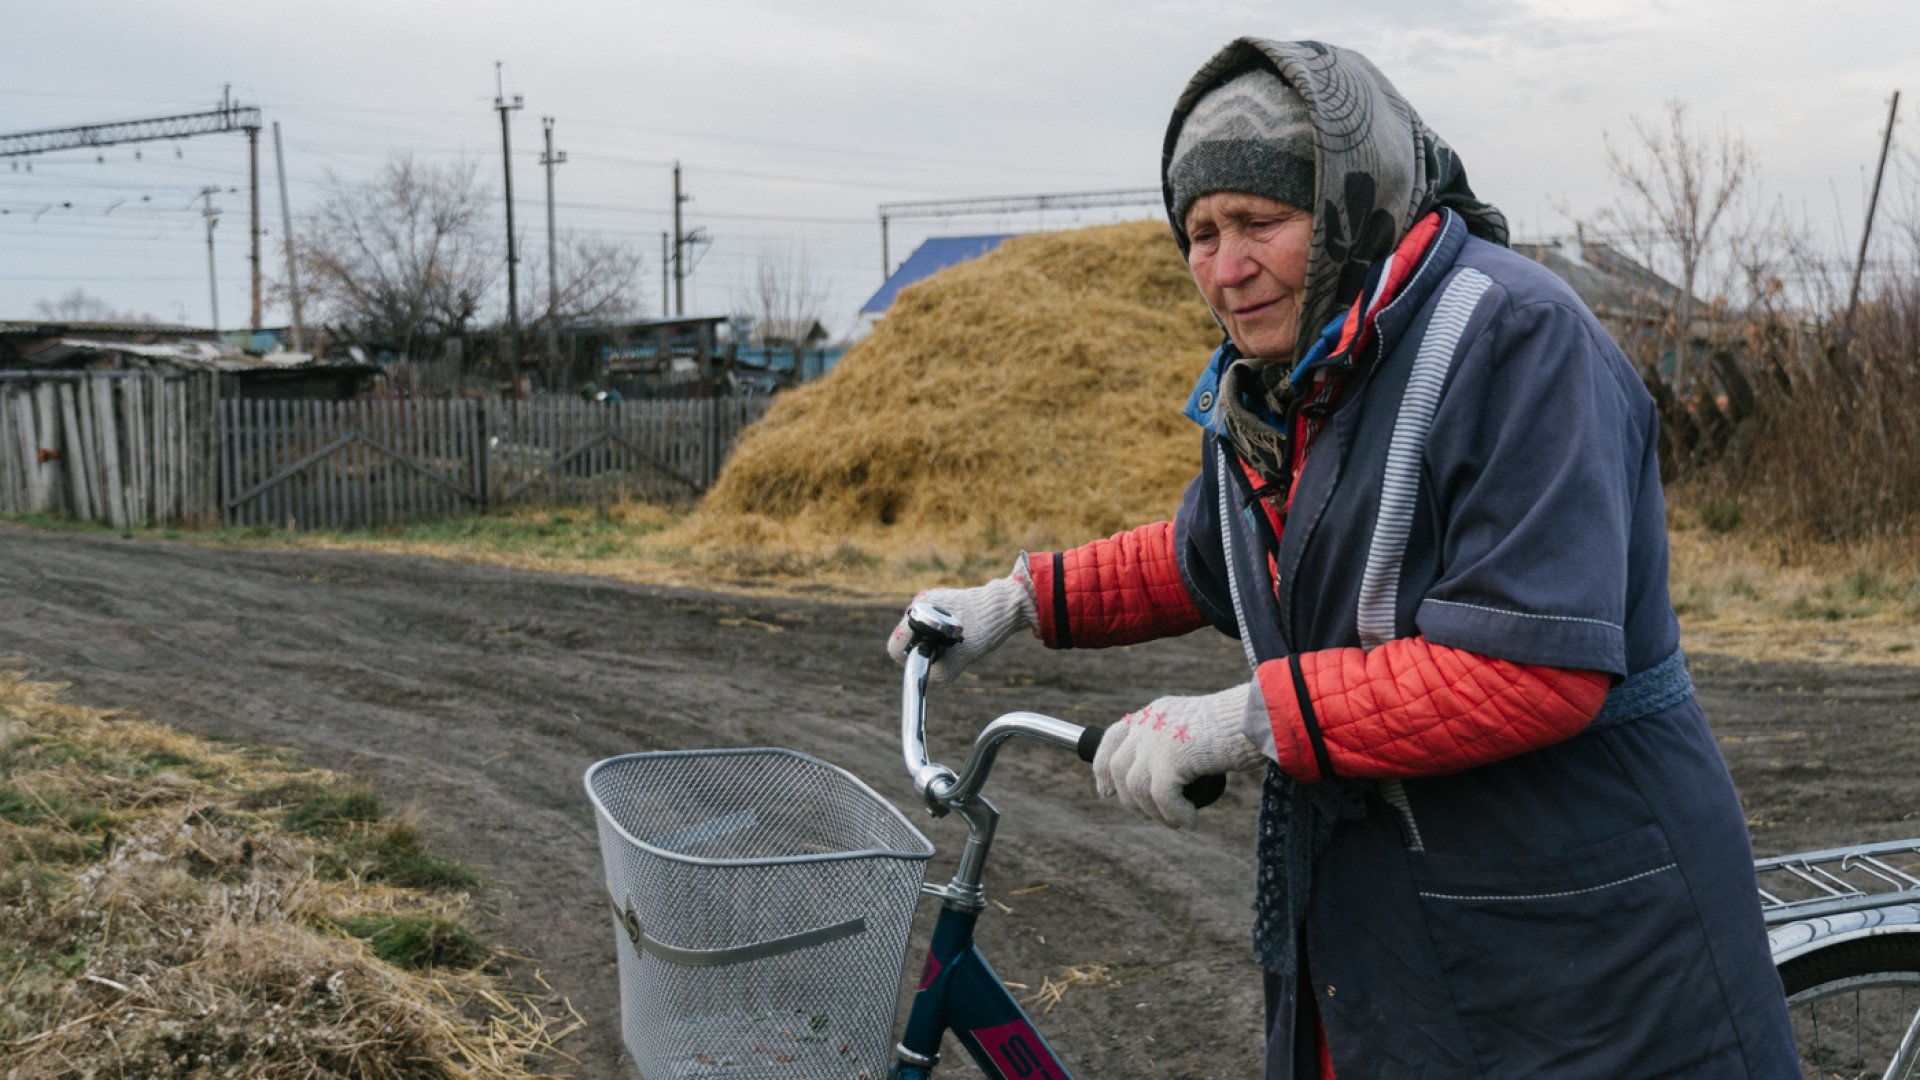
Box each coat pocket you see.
[1410,823,1742,1080]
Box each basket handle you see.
[611,892,867,967]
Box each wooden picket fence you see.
[0,371,220,528]
[222,395,770,530]
[0,371,770,531]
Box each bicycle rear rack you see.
[1757,837,1920,926]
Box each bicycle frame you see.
[890,903,1073,1079]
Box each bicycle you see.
[1761,840,1920,1079]
[587,600,1920,1079]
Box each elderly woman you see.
[890,37,1797,1079]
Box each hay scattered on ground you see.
[0,669,574,1078]
[682,220,1217,560]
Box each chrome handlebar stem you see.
[899,603,1089,908]
[900,649,959,807]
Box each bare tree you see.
[33,288,154,324]
[735,244,829,350]
[293,155,499,355]
[1601,101,1755,386]
[523,231,647,327]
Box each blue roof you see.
[860,234,1013,315]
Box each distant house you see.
[753,318,831,351]
[854,234,1012,338]
[731,316,844,393]
[585,315,736,399]
[1513,238,1722,375]
[0,320,376,399]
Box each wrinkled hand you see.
[1094,683,1267,829]
[886,556,1038,683]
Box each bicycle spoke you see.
[1883,997,1920,1080]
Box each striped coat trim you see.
[1355,268,1494,651]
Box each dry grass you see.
[0,668,575,1078]
[1666,503,1920,665]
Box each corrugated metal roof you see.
[1512,240,1701,320]
[859,234,1012,315]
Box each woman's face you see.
[1184,191,1314,364]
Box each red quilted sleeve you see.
[1028,521,1209,649]
[1253,637,1610,782]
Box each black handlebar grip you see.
[1184,772,1228,809]
[1074,726,1228,810]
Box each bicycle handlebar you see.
[900,601,1226,814]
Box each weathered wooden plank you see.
[252,398,268,529]
[56,385,92,522]
[150,377,168,523]
[435,397,450,518]
[233,397,249,528]
[127,376,149,525]
[245,397,263,528]
[277,398,294,529]
[451,400,469,515]
[323,399,339,531]
[257,397,272,529]
[196,375,217,526]
[302,399,320,531]
[5,389,30,513]
[164,376,178,523]
[0,386,16,514]
[32,383,62,513]
[89,377,127,530]
[220,396,237,527]
[376,400,393,527]
[1,387,23,514]
[361,399,377,530]
[335,398,350,531]
[335,399,351,530]
[399,398,414,522]
[241,397,258,529]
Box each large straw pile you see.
[688,220,1219,559]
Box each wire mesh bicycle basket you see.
[586,748,935,1079]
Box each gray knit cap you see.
[1167,67,1316,228]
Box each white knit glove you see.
[1094,683,1268,829]
[886,555,1040,683]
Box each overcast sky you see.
[2,0,1913,336]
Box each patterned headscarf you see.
[1162,38,1509,367]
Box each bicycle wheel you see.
[1779,935,1920,1079]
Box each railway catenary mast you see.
[0,90,266,330]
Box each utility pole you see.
[272,122,305,353]
[540,116,566,361]
[197,186,222,334]
[660,232,670,319]
[494,62,525,394]
[1844,89,1901,349]
[247,115,261,331]
[673,162,687,317]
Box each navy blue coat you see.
[1173,211,1798,1078]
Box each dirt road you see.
[2,523,1915,1078]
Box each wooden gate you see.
[487,397,767,508]
[221,398,487,529]
[216,395,771,530]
